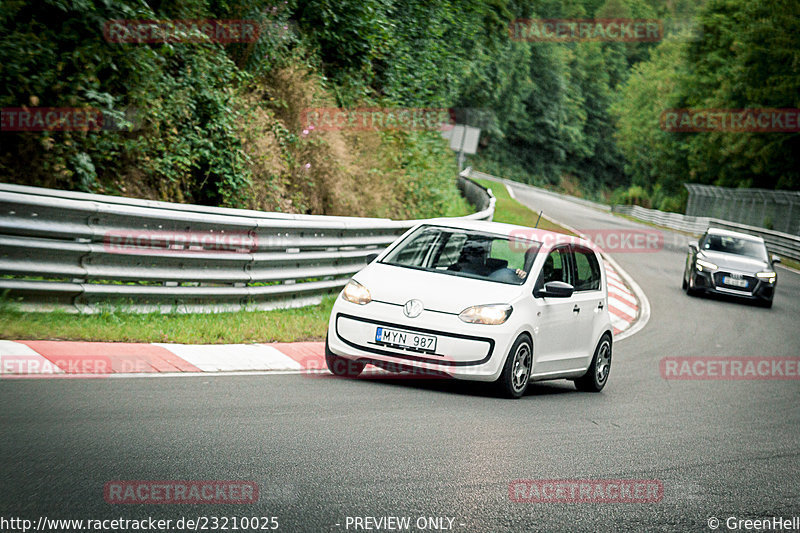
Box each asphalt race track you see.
[2,185,799,532]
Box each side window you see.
[572,247,601,291]
[539,246,572,286]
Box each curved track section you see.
[2,184,799,531]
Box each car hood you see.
[353,262,525,314]
[699,250,769,273]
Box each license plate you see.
[723,276,748,288]
[375,327,437,352]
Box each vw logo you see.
[403,299,424,318]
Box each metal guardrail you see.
[0,170,494,313]
[708,220,800,263]
[611,204,711,234]
[611,204,800,262]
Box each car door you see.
[568,245,606,368]
[531,245,580,375]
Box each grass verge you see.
[779,257,800,271]
[0,295,336,344]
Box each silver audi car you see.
[683,228,780,308]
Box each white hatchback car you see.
[326,220,613,398]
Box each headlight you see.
[342,280,371,305]
[458,304,513,325]
[695,258,718,271]
[756,271,776,282]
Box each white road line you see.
[777,263,800,275]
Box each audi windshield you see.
[701,234,768,261]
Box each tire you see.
[685,272,700,296]
[496,335,533,399]
[574,334,612,392]
[759,298,773,309]
[681,275,688,290]
[325,335,365,377]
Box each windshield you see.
[380,225,541,285]
[701,234,768,261]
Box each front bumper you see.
[691,269,775,301]
[327,297,518,381]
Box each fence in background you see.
[685,184,800,236]
[0,170,494,313]
[612,204,800,262]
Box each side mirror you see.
[365,252,380,264]
[688,241,698,252]
[535,281,574,298]
[772,254,781,264]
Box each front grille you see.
[713,271,757,292]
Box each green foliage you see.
[678,0,800,190]
[3,0,797,222]
[612,0,800,206]
[611,33,691,195]
[0,0,475,216]
[392,131,470,219]
[0,0,255,206]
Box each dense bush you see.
[0,0,469,217]
[612,0,800,205]
[2,0,797,218]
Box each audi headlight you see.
[342,280,371,305]
[695,258,718,271]
[756,271,776,283]
[459,304,513,325]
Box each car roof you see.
[418,218,592,248]
[706,227,765,243]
